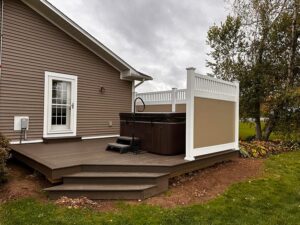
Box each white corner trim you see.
[10,139,44,145]
[81,134,120,140]
[131,81,136,112]
[192,142,236,157]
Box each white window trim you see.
[43,71,78,138]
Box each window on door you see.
[51,80,71,131]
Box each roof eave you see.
[121,70,153,81]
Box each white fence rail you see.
[194,74,237,102]
[176,89,186,104]
[136,89,187,112]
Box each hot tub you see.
[120,112,186,155]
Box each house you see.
[1,0,240,200]
[0,0,152,143]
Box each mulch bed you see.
[0,159,51,204]
[141,157,263,208]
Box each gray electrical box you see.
[21,118,29,130]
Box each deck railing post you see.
[234,80,240,150]
[185,67,196,161]
[171,88,177,112]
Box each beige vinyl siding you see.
[0,0,132,140]
[140,104,172,112]
[137,104,186,113]
[176,104,186,113]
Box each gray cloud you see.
[49,0,228,92]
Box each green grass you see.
[239,122,287,141]
[239,122,257,140]
[1,151,300,225]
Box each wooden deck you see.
[11,138,238,200]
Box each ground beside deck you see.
[10,138,238,200]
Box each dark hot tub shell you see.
[120,112,186,155]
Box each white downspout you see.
[134,79,145,89]
[131,79,145,112]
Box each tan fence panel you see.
[194,98,235,148]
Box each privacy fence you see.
[135,67,239,161]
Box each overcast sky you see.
[48,0,228,92]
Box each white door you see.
[44,72,77,137]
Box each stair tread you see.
[64,172,169,178]
[118,136,140,141]
[45,184,156,191]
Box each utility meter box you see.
[14,116,29,131]
[21,118,29,129]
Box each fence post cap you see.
[186,67,196,71]
[233,79,240,83]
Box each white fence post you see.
[234,80,240,150]
[171,88,177,112]
[185,67,196,161]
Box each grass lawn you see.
[239,122,296,141]
[0,151,299,225]
[239,122,257,140]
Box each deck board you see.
[11,138,187,170]
[11,138,239,183]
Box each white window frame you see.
[43,71,78,138]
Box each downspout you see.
[134,79,145,89]
[131,79,145,112]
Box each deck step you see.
[43,136,82,144]
[45,184,161,200]
[80,164,171,173]
[117,136,140,142]
[63,171,169,185]
[64,172,168,178]
[116,136,140,145]
[106,143,131,153]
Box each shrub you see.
[239,140,300,158]
[0,133,10,184]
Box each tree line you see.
[207,0,299,140]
